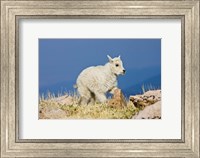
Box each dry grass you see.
[60,103,137,119]
[39,92,139,119]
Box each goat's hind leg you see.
[87,92,96,105]
[78,87,92,105]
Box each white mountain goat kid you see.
[75,55,126,105]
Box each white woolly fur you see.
[76,55,125,105]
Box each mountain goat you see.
[75,55,126,105]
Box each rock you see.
[108,88,127,108]
[129,90,161,108]
[143,90,161,101]
[39,106,67,119]
[130,95,143,102]
[133,101,161,119]
[134,101,149,109]
[54,95,74,105]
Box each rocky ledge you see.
[130,90,161,119]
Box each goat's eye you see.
[115,64,119,67]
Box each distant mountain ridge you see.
[122,74,161,97]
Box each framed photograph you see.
[1,0,199,157]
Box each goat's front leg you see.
[95,92,107,103]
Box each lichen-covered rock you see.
[143,90,161,101]
[130,90,161,109]
[108,88,127,108]
[133,101,161,119]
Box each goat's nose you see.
[123,69,126,73]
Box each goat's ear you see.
[118,55,121,59]
[107,55,113,62]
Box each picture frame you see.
[1,0,199,157]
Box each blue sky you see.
[39,39,161,97]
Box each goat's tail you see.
[73,84,78,89]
